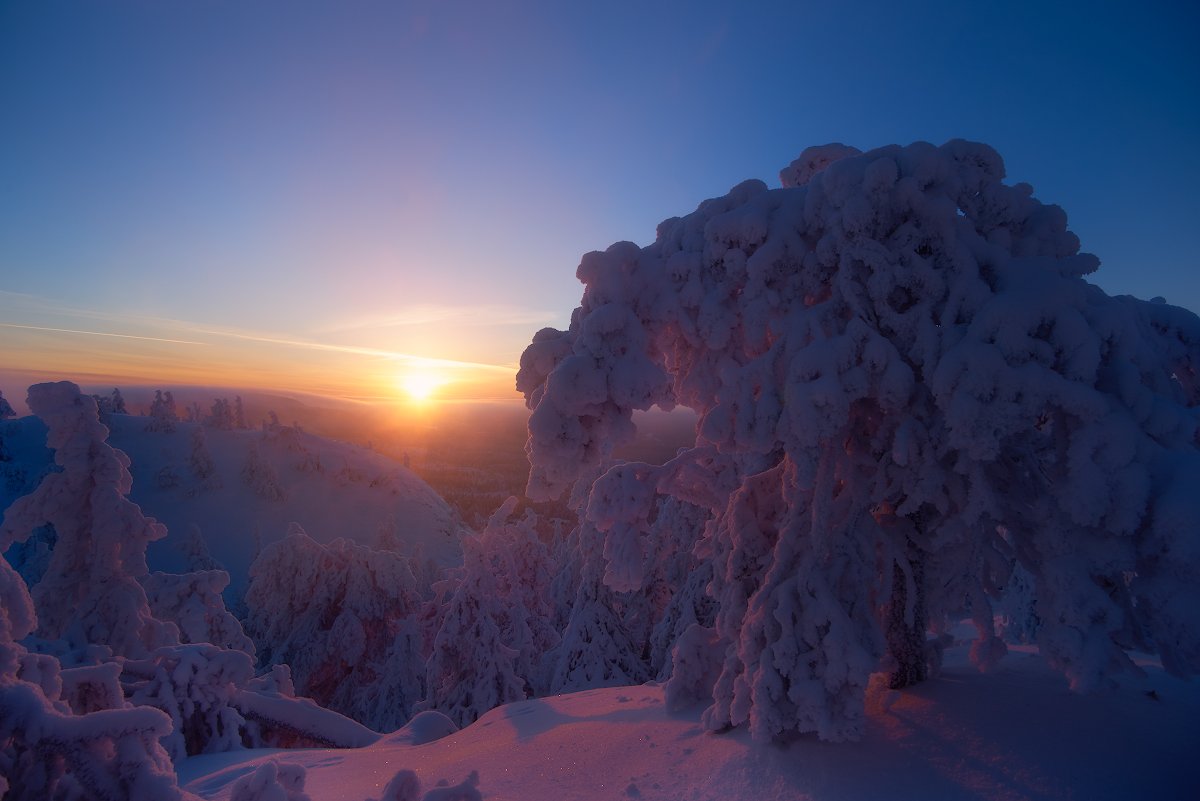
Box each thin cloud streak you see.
[1,291,519,375]
[0,322,208,346]
[187,327,517,373]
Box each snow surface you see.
[180,640,1196,801]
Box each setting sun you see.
[400,370,444,402]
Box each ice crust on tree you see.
[517,140,1200,741]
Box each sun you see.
[400,370,444,403]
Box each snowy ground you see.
[180,641,1197,801]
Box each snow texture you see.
[518,140,1200,741]
[0,382,176,658]
[245,524,424,731]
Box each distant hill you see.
[0,411,468,593]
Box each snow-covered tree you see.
[0,538,185,799]
[244,525,424,730]
[229,760,312,801]
[146,389,178,433]
[189,425,222,490]
[243,441,286,501]
[208,397,236,430]
[176,523,225,573]
[0,382,176,658]
[234,395,248,429]
[142,569,254,653]
[518,140,1200,741]
[423,527,526,726]
[93,387,128,419]
[0,390,15,420]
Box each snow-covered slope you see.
[179,641,1196,801]
[0,412,467,590]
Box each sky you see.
[1,0,1198,407]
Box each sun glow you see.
[400,370,444,403]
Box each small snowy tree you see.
[208,397,236,430]
[234,395,248,429]
[146,389,178,432]
[188,425,221,490]
[243,441,286,502]
[518,141,1200,741]
[0,390,15,420]
[142,569,254,654]
[176,524,225,573]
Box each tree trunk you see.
[885,538,927,690]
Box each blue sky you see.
[1,0,1197,401]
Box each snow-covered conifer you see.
[243,441,286,502]
[0,382,175,657]
[423,532,526,726]
[142,569,254,653]
[176,523,225,573]
[518,140,1200,741]
[0,390,15,420]
[0,551,185,799]
[208,397,236,430]
[245,525,423,730]
[146,389,178,432]
[189,425,222,489]
[234,395,248,429]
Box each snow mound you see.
[181,642,1197,801]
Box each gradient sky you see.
[2,0,1197,405]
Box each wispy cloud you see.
[189,327,516,373]
[0,322,209,346]
[0,290,517,373]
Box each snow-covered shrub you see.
[142,569,255,653]
[124,643,255,761]
[0,555,185,800]
[518,140,1200,741]
[230,760,312,801]
[367,770,421,801]
[420,771,482,801]
[245,524,424,730]
[663,623,722,712]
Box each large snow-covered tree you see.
[517,140,1200,741]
